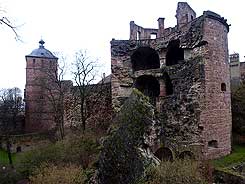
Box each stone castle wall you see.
[201,14,231,159]
[111,3,231,160]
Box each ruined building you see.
[111,2,231,159]
[229,53,245,89]
[23,2,231,160]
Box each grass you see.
[212,145,245,171]
[0,149,17,165]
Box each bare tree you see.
[0,6,20,40]
[0,87,24,167]
[71,50,100,131]
[0,16,18,39]
[40,55,71,140]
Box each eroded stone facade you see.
[229,53,245,89]
[111,2,231,160]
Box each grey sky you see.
[0,0,244,90]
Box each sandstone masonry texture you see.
[111,2,231,160]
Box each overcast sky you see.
[0,0,244,91]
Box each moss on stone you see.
[96,89,157,184]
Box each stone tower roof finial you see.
[39,39,45,48]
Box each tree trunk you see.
[80,98,86,132]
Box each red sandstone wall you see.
[201,17,231,159]
[25,57,58,132]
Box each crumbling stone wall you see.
[111,2,231,160]
[64,83,112,131]
[230,53,241,89]
[176,2,196,28]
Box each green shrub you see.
[137,159,208,184]
[16,134,100,176]
[0,149,16,165]
[213,145,245,169]
[96,89,157,184]
[29,163,86,184]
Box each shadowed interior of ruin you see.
[166,39,184,66]
[134,75,160,104]
[208,140,218,148]
[163,73,173,95]
[131,47,160,71]
[179,151,195,160]
[154,147,173,161]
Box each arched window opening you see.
[221,83,226,91]
[166,39,184,66]
[208,140,218,148]
[131,47,160,72]
[135,75,160,105]
[154,147,173,161]
[163,73,173,95]
[179,151,195,160]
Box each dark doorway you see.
[154,147,173,161]
[163,73,173,95]
[16,146,22,153]
[166,39,184,66]
[135,75,160,105]
[131,47,160,72]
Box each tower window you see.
[166,39,184,66]
[33,59,36,64]
[208,140,218,148]
[221,83,226,91]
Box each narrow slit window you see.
[221,83,226,91]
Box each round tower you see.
[25,40,58,132]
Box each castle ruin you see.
[110,2,231,159]
[23,2,232,160]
